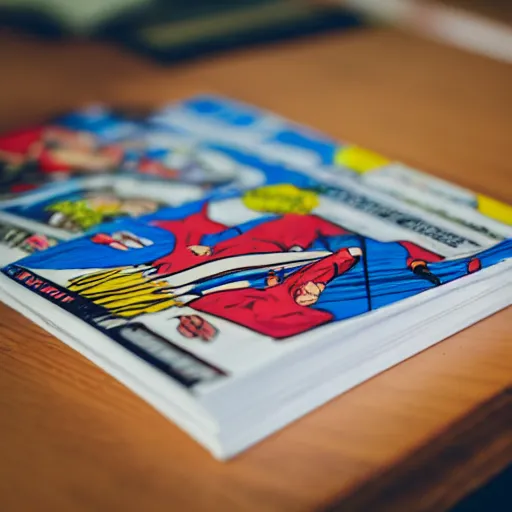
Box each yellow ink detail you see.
[334,146,390,173]
[68,268,182,318]
[242,184,319,214]
[477,194,512,225]
[46,199,122,231]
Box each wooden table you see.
[0,27,511,512]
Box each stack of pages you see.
[0,96,510,459]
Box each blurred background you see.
[0,0,510,64]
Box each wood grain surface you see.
[326,388,512,512]
[0,27,511,512]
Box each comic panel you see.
[360,163,512,235]
[0,105,143,198]
[0,214,61,266]
[150,95,347,172]
[3,183,510,393]
[125,131,272,191]
[0,176,205,236]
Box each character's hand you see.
[294,281,326,306]
[467,257,481,274]
[411,260,441,286]
[23,234,52,251]
[348,247,363,258]
[90,231,152,251]
[188,245,212,256]
[265,269,283,287]
[120,198,159,217]
[177,315,217,342]
[98,145,124,167]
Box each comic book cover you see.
[2,176,510,393]
[0,105,143,198]
[150,94,512,230]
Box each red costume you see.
[0,127,65,173]
[151,210,347,276]
[190,248,358,339]
[399,240,443,266]
[0,127,46,155]
[150,207,442,276]
[0,126,122,174]
[91,206,443,288]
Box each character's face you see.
[48,147,122,172]
[44,128,96,152]
[119,198,159,216]
[44,128,123,172]
[294,281,325,306]
[86,193,122,211]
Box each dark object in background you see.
[0,6,64,38]
[0,0,361,63]
[0,0,150,38]
[106,0,361,64]
[449,465,512,512]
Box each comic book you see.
[0,97,510,459]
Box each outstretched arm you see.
[400,241,443,267]
[286,247,361,305]
[399,241,444,286]
[199,215,275,247]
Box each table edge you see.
[323,387,512,512]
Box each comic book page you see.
[150,94,512,231]
[2,176,510,396]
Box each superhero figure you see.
[11,201,511,338]
[172,236,509,340]
[18,201,445,285]
[189,247,362,338]
[0,125,125,197]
